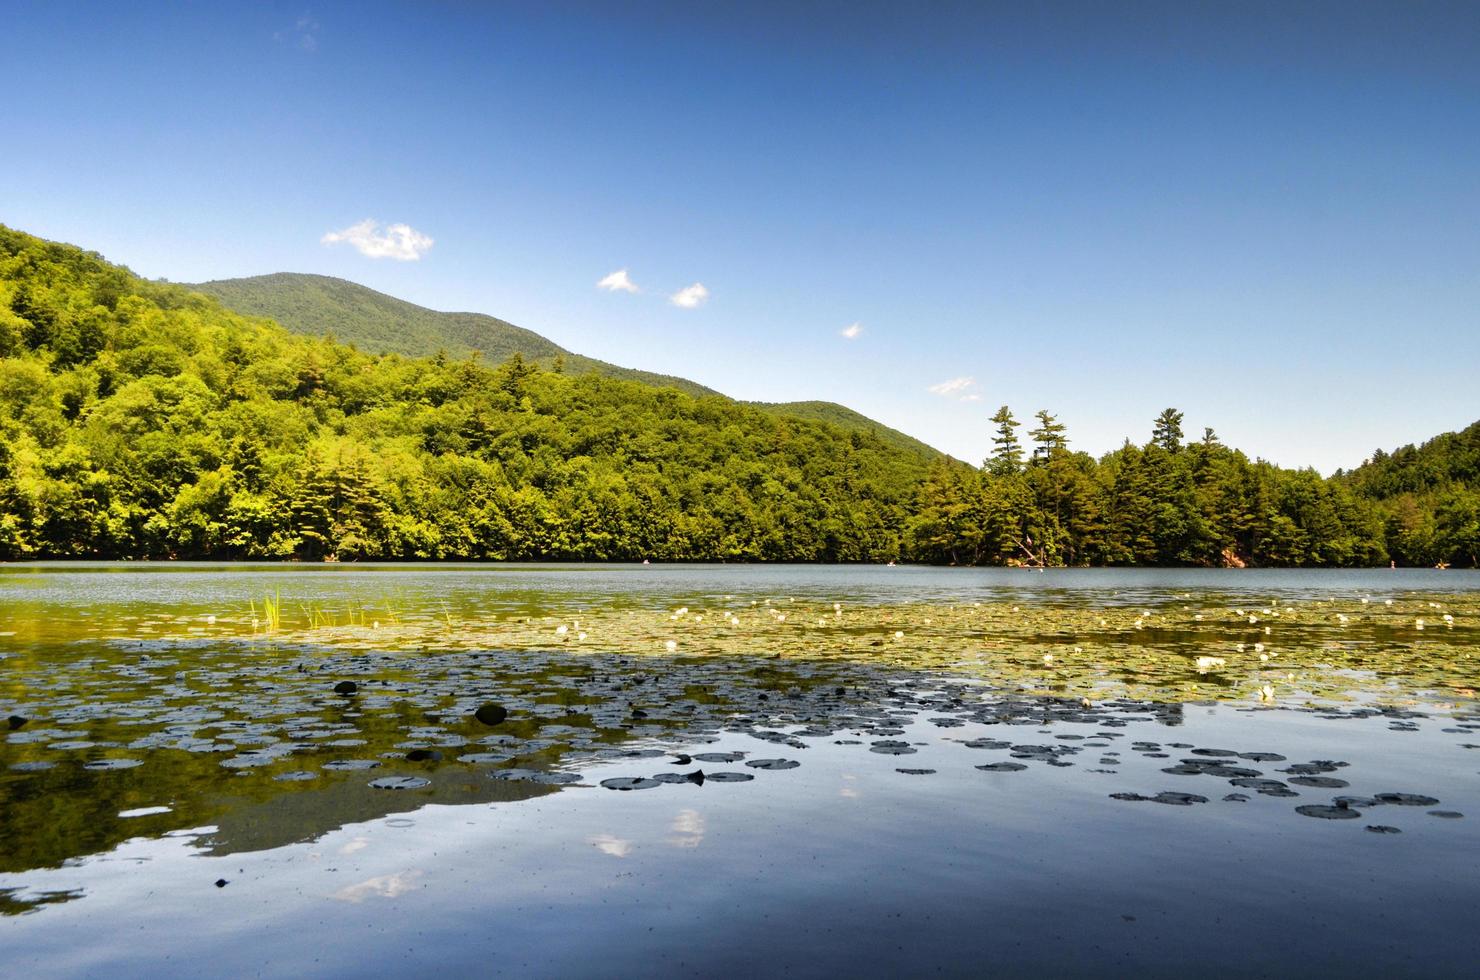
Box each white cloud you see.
[274,13,319,52]
[840,322,862,340]
[321,219,433,261]
[597,268,639,293]
[928,376,977,399]
[669,282,709,309]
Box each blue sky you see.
[5,1,1478,472]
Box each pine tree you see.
[1153,408,1185,453]
[987,405,1023,475]
[1029,410,1068,464]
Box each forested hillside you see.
[191,272,722,396]
[193,272,939,460]
[2,224,1476,566]
[910,408,1480,568]
[0,225,926,561]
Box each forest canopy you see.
[1,224,1476,566]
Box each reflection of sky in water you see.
[2,566,1479,974]
[3,705,1478,976]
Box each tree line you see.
[1,224,1476,566]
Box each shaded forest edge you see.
[1,224,1476,567]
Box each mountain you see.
[189,273,943,464]
[0,223,932,561]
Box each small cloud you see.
[321,219,433,261]
[840,322,862,340]
[927,376,977,399]
[669,282,709,309]
[275,12,319,51]
[597,269,639,293]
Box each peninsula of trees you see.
[1,224,1476,566]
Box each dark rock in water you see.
[744,759,800,770]
[333,681,358,695]
[1238,752,1285,762]
[1295,804,1362,819]
[1428,810,1464,819]
[474,704,508,726]
[962,738,1012,750]
[1223,793,1251,802]
[215,879,228,888]
[1288,776,1349,789]
[703,771,754,783]
[405,749,442,762]
[1190,748,1238,757]
[370,775,431,790]
[6,715,27,731]
[600,776,661,790]
[1365,825,1402,834]
[869,740,916,755]
[1111,792,1150,801]
[975,762,1028,772]
[1151,792,1208,806]
[896,768,936,775]
[1374,792,1440,807]
[685,770,707,785]
[671,754,692,765]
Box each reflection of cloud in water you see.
[588,834,632,858]
[668,809,705,848]
[340,837,371,855]
[332,869,424,903]
[840,773,860,799]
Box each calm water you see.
[2,564,1479,977]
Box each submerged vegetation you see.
[2,223,1478,565]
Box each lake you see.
[3,563,1479,977]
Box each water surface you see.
[2,564,1478,977]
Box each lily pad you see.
[1295,804,1362,819]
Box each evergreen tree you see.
[1029,410,1068,464]
[987,405,1023,475]
[1152,408,1184,452]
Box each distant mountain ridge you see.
[189,272,945,463]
